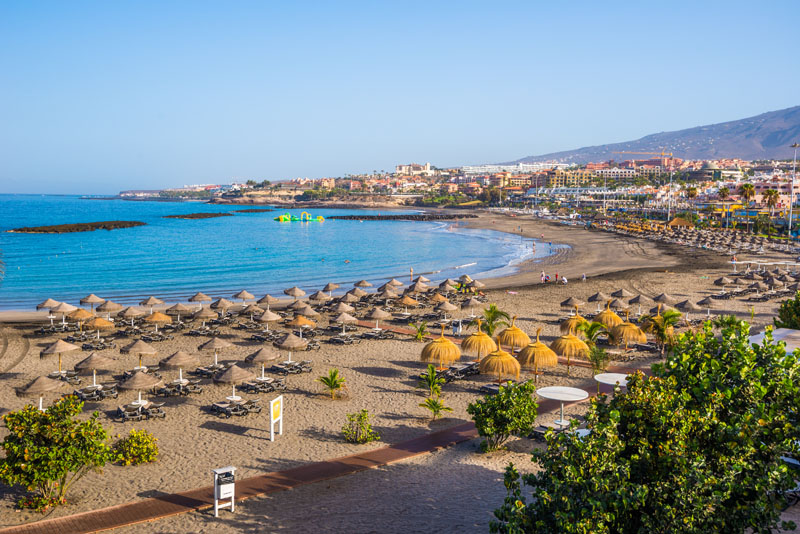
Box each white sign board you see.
[270,395,283,442]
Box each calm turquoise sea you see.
[0,195,554,310]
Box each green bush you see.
[342,410,380,444]
[0,396,110,511]
[419,397,452,420]
[467,381,538,452]
[491,322,800,533]
[775,290,800,329]
[112,429,159,466]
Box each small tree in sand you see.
[409,321,429,341]
[317,368,347,399]
[420,397,452,420]
[417,364,445,398]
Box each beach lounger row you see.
[73,385,118,402]
[360,329,395,340]
[154,380,203,397]
[210,398,262,418]
[115,402,166,422]
[241,377,286,393]
[82,341,116,351]
[270,361,312,375]
[326,334,362,345]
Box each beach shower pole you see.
[790,143,799,236]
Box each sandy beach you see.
[0,211,793,532]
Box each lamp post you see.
[791,143,799,236]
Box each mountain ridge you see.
[509,105,800,165]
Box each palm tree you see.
[476,304,510,337]
[640,308,682,355]
[417,364,444,397]
[763,189,780,217]
[316,368,346,399]
[739,183,755,204]
[576,321,607,348]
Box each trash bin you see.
[212,466,237,516]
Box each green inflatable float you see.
[274,211,325,222]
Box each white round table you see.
[255,376,273,383]
[226,395,242,402]
[129,399,148,408]
[170,378,189,387]
[594,373,629,388]
[536,386,589,428]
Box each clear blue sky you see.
[1,1,797,194]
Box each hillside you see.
[512,105,800,164]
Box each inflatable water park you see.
[274,211,325,222]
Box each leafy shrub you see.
[409,321,428,341]
[775,290,800,329]
[112,429,159,466]
[342,410,380,444]
[419,397,452,420]
[491,322,800,533]
[467,381,538,452]
[316,368,346,399]
[0,396,110,511]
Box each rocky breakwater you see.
[163,212,234,219]
[8,221,147,233]
[326,214,478,222]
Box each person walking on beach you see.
[555,272,559,283]
[541,271,546,284]
[582,273,586,283]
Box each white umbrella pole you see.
[179,368,183,381]
[342,324,346,335]
[155,324,159,333]
[261,364,265,378]
[288,351,293,362]
[138,390,143,403]
[93,369,97,386]
[232,384,236,398]
[214,350,219,366]
[39,396,43,411]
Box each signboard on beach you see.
[270,395,283,442]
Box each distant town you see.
[118,155,800,232]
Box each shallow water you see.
[0,195,555,309]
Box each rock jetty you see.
[233,208,275,213]
[326,214,477,222]
[8,221,146,234]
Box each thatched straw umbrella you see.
[332,312,358,335]
[284,286,306,301]
[193,306,218,326]
[387,278,405,288]
[286,315,316,337]
[139,296,164,313]
[295,304,319,318]
[698,296,715,318]
[75,352,115,386]
[366,308,392,329]
[461,297,482,316]
[467,280,485,291]
[19,376,65,411]
[337,292,358,304]
[247,347,280,378]
[241,304,264,321]
[406,281,430,294]
[117,306,145,327]
[51,302,77,325]
[609,311,646,350]
[430,293,448,304]
[560,308,587,335]
[560,297,585,310]
[36,298,60,310]
[439,280,457,293]
[189,292,212,309]
[398,295,418,313]
[376,288,399,300]
[588,291,610,312]
[159,350,198,382]
[68,308,94,331]
[40,339,80,374]
[611,288,635,299]
[84,316,114,340]
[595,302,623,328]
[608,298,628,311]
[677,300,702,323]
[288,300,306,311]
[323,282,340,297]
[550,334,589,376]
[95,300,123,320]
[653,293,678,306]
[144,311,172,333]
[421,327,461,369]
[199,337,233,366]
[349,287,368,298]
[517,328,558,384]
[354,280,373,288]
[80,294,105,310]
[309,291,332,303]
[166,303,193,322]
[232,290,255,303]
[496,316,531,354]
[628,294,652,316]
[275,332,308,361]
[121,339,158,369]
[435,301,458,321]
[214,365,255,401]
[256,309,281,331]
[331,301,355,314]
[118,371,162,406]
[415,275,432,283]
[258,294,280,310]
[479,349,520,382]
[460,320,497,362]
[714,276,734,287]
[210,298,234,311]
